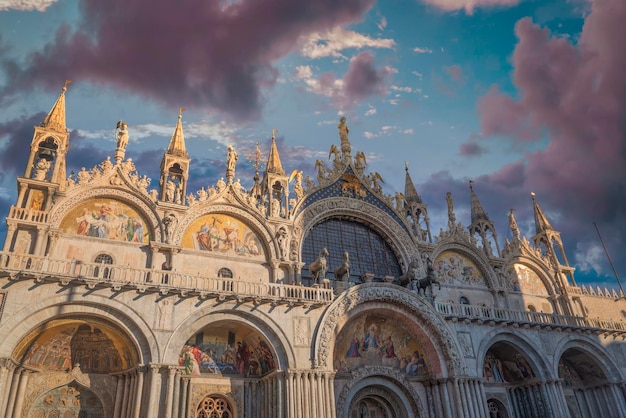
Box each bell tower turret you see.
[261,130,289,219]
[159,109,189,205]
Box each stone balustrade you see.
[8,205,49,223]
[0,251,334,306]
[435,301,626,335]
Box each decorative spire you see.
[41,80,71,133]
[469,180,490,224]
[404,162,422,204]
[531,192,553,234]
[468,180,500,257]
[167,108,188,158]
[266,129,285,176]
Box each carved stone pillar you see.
[3,224,17,252]
[294,372,302,418]
[180,377,190,418]
[12,369,32,418]
[171,370,181,418]
[34,226,47,256]
[133,366,145,418]
[164,366,177,418]
[147,364,162,417]
[4,368,23,418]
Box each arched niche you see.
[433,249,488,288]
[13,318,139,373]
[178,320,277,377]
[58,197,151,243]
[181,213,266,259]
[508,263,551,295]
[558,347,610,388]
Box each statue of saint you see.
[116,121,129,150]
[338,117,351,156]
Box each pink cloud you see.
[1,0,375,120]
[444,65,463,82]
[343,51,395,103]
[474,0,626,275]
[422,0,521,14]
[458,142,485,157]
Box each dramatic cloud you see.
[295,52,395,108]
[1,0,375,120]
[343,52,396,103]
[0,0,58,11]
[421,0,521,14]
[299,27,395,59]
[473,0,626,278]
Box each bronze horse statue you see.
[399,259,440,295]
[309,248,329,285]
[334,251,350,281]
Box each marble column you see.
[12,369,31,418]
[147,365,161,417]
[4,368,23,418]
[2,224,16,252]
[287,372,295,418]
[164,366,178,418]
[171,371,181,418]
[133,366,145,418]
[180,378,189,418]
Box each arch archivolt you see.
[475,329,551,380]
[163,305,294,369]
[174,203,277,260]
[503,256,557,295]
[553,336,623,382]
[336,368,425,418]
[431,243,497,289]
[294,198,419,269]
[49,187,161,241]
[314,283,466,375]
[0,293,157,364]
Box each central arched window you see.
[302,218,401,284]
[218,268,233,278]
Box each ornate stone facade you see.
[1,90,626,417]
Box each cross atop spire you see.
[41,80,71,133]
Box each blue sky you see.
[1,0,624,290]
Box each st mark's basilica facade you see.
[1,85,626,418]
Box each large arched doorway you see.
[11,317,140,418]
[482,342,545,418]
[348,383,410,418]
[558,347,625,417]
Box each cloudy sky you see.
[0,0,624,290]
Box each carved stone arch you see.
[502,256,558,296]
[191,391,238,418]
[175,204,277,259]
[431,242,497,289]
[475,329,551,381]
[553,336,624,382]
[0,295,158,364]
[314,283,466,375]
[49,187,161,241]
[163,307,294,369]
[336,367,425,418]
[294,197,419,271]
